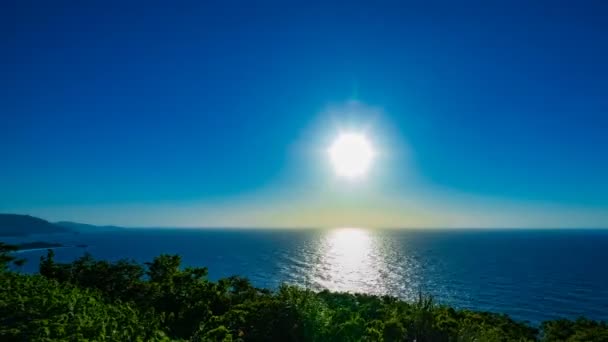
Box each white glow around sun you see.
[328,132,375,179]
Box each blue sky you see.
[2,1,607,227]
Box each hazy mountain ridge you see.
[0,214,69,236]
[55,221,123,232]
[0,214,123,236]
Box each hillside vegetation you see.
[0,242,606,341]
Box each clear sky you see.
[2,1,607,228]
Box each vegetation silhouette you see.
[1,243,606,341]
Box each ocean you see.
[8,228,608,325]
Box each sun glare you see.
[328,133,375,179]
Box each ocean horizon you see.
[9,227,608,326]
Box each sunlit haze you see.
[2,2,607,229]
[328,133,375,180]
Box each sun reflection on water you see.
[312,228,393,295]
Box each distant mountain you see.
[55,221,123,232]
[0,214,69,236]
[0,214,125,237]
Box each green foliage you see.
[1,242,606,341]
[0,242,25,271]
[0,272,168,341]
[541,318,608,342]
[40,250,146,302]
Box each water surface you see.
[9,228,608,324]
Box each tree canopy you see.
[1,243,606,341]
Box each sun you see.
[328,132,375,179]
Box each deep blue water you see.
[8,228,608,325]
